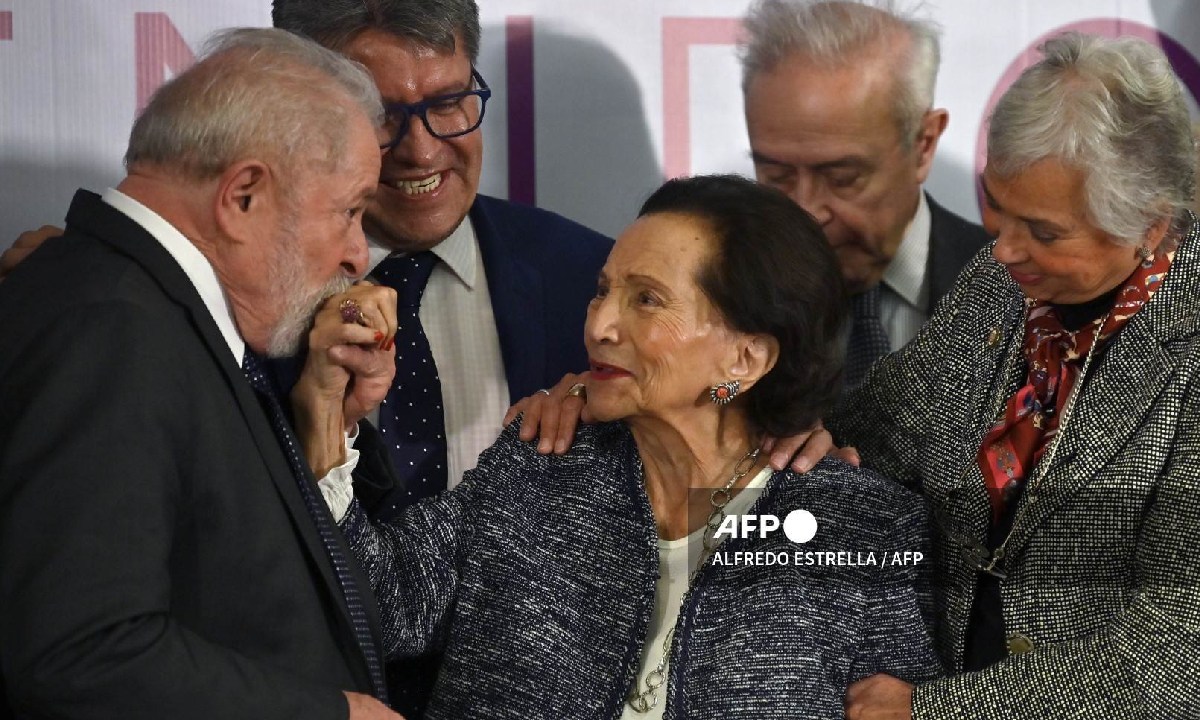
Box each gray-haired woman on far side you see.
[839,33,1200,718]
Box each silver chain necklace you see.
[939,312,1110,579]
[625,446,762,714]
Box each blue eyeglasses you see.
[379,67,491,151]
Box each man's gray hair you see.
[272,0,480,62]
[739,0,941,148]
[988,33,1196,244]
[125,27,383,181]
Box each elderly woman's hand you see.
[503,371,594,454]
[845,674,913,720]
[291,282,397,477]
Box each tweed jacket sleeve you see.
[911,351,1200,718]
[834,219,1200,718]
[340,421,534,660]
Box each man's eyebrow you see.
[750,150,790,167]
[811,157,869,173]
[382,77,473,105]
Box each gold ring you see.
[339,297,368,326]
[566,382,587,398]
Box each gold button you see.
[987,328,1002,346]
[1007,632,1034,655]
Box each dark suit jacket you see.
[470,193,614,402]
[0,190,382,719]
[926,193,991,313]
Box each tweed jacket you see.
[829,218,1200,718]
[341,421,943,719]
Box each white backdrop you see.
[2,1,1198,246]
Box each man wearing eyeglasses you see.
[269,0,612,716]
[271,0,612,518]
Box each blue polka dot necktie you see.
[241,349,387,703]
[373,251,448,516]
[845,285,892,389]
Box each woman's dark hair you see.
[638,174,846,436]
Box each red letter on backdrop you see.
[0,12,13,41]
[135,12,195,116]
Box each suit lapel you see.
[65,191,378,677]
[471,196,547,403]
[926,194,992,312]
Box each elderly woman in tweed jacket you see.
[317,175,942,719]
[838,34,1200,719]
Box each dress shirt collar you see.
[882,192,931,309]
[102,187,245,363]
[366,215,478,289]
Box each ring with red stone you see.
[339,298,368,326]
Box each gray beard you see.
[265,272,352,358]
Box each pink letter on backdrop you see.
[135,13,195,115]
[506,16,536,205]
[0,12,13,41]
[661,18,741,179]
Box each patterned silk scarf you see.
[977,249,1173,519]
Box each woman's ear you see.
[726,332,780,393]
[1143,214,1172,255]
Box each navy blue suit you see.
[469,194,614,403]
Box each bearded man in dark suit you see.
[0,28,401,720]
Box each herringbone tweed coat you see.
[830,217,1200,719]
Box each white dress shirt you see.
[878,192,932,350]
[102,188,358,487]
[365,215,510,489]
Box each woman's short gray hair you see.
[739,0,941,148]
[124,27,383,181]
[988,32,1196,244]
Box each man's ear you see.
[213,160,273,242]
[726,332,780,394]
[914,108,949,184]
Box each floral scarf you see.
[977,249,1173,520]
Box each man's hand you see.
[344,691,404,719]
[502,371,593,454]
[845,674,913,720]
[761,421,860,473]
[292,283,397,476]
[1,225,62,280]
